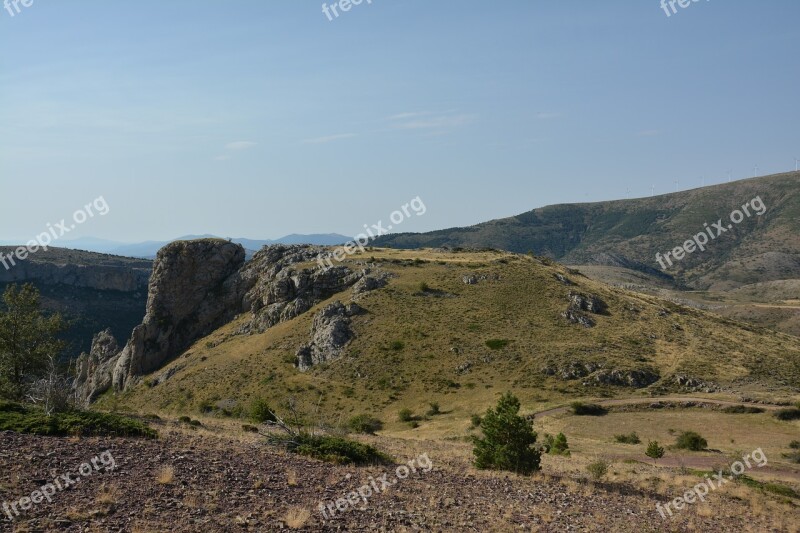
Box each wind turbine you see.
[795,158,799,172]
[727,170,732,183]
[754,165,759,178]
[651,184,655,197]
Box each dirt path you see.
[532,396,783,420]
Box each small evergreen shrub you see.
[472,392,541,475]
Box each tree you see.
[473,392,541,475]
[646,440,665,464]
[0,284,66,400]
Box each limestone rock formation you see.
[111,239,246,390]
[74,241,392,402]
[296,301,364,371]
[74,329,121,404]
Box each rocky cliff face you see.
[74,241,388,402]
[110,239,247,391]
[0,247,151,292]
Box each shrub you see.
[790,440,800,449]
[615,432,641,444]
[485,339,510,350]
[398,409,414,422]
[250,397,277,424]
[783,451,800,464]
[646,441,665,464]
[418,282,430,292]
[549,433,570,456]
[570,402,608,416]
[289,434,392,465]
[198,399,215,414]
[0,403,156,438]
[774,408,800,421]
[426,402,441,417]
[472,392,541,475]
[586,459,609,481]
[242,424,259,433]
[347,414,383,434]
[721,405,765,414]
[470,414,482,428]
[675,431,708,451]
[389,341,405,351]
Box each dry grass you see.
[283,506,311,529]
[96,483,119,505]
[156,466,175,485]
[286,469,298,487]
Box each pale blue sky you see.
[1,1,798,242]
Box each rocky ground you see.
[1,424,796,532]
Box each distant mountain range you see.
[0,234,350,259]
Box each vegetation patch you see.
[674,431,708,451]
[614,432,641,444]
[485,339,510,350]
[570,402,608,416]
[721,405,765,414]
[286,434,393,466]
[347,414,383,434]
[0,402,157,438]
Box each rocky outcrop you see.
[74,329,121,404]
[593,368,660,388]
[296,301,364,371]
[74,242,392,402]
[561,291,609,327]
[111,240,246,391]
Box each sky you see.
[1,0,799,243]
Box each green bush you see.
[721,405,765,414]
[789,440,800,449]
[675,431,708,451]
[774,408,800,421]
[389,341,405,351]
[347,414,383,434]
[0,403,156,438]
[548,433,570,456]
[250,397,277,424]
[242,424,259,433]
[646,440,665,463]
[570,402,608,416]
[614,432,641,444]
[586,459,609,481]
[426,402,441,417]
[472,392,541,475]
[470,414,482,428]
[288,434,393,465]
[485,339,510,350]
[398,408,414,422]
